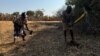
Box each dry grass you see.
[0,21,13,33]
[0,21,100,56]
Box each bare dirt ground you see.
[0,21,100,56]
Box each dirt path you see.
[0,22,100,56]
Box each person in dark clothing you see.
[62,6,79,46]
[13,12,28,43]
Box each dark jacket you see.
[62,11,73,26]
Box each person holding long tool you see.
[62,5,81,46]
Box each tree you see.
[34,10,44,18]
[56,6,67,18]
[12,12,19,16]
[4,13,11,21]
[0,13,3,20]
[56,9,63,18]
[26,10,34,17]
[66,0,100,19]
[26,10,35,20]
[66,0,100,31]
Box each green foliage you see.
[65,0,77,5]
[65,0,100,33]
[26,10,34,16]
[56,9,63,18]
[12,12,19,16]
[34,10,44,18]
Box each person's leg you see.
[21,30,26,41]
[21,27,26,41]
[13,30,19,43]
[63,23,67,43]
[70,29,75,42]
[22,35,25,41]
[93,30,96,38]
[13,23,18,43]
[14,36,16,43]
[23,29,26,37]
[64,30,67,42]
[13,35,16,43]
[69,28,80,47]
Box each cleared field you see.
[0,21,100,56]
[0,21,13,33]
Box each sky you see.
[0,0,65,16]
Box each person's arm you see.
[24,16,30,31]
[25,23,29,31]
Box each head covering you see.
[65,5,72,14]
[21,12,26,20]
